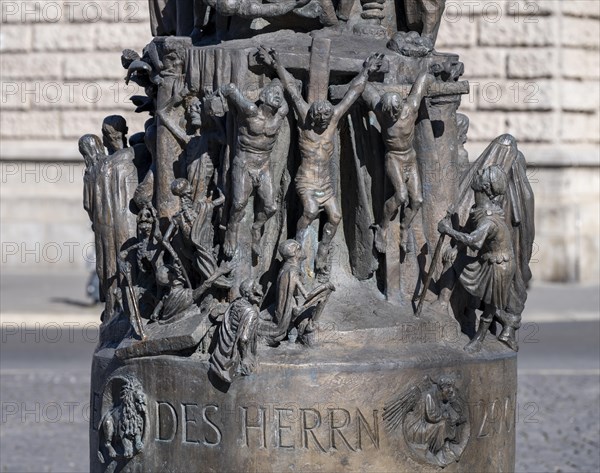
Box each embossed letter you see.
[203,404,222,446]
[356,409,379,450]
[275,408,295,449]
[328,408,355,451]
[155,401,177,442]
[240,406,267,448]
[181,403,200,444]
[300,408,326,452]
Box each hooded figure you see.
[438,161,532,352]
[209,279,263,383]
[452,166,516,310]
[263,240,308,346]
[80,132,148,321]
[435,135,534,351]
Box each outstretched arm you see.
[192,262,234,300]
[405,72,436,113]
[362,82,382,112]
[205,0,309,17]
[220,83,258,117]
[119,242,143,260]
[238,0,310,18]
[334,53,384,121]
[291,273,308,299]
[438,218,492,251]
[150,299,163,321]
[256,47,309,122]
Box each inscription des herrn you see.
[155,402,380,452]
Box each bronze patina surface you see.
[83,1,534,471]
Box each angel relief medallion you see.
[383,376,470,468]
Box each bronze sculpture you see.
[157,96,224,205]
[80,132,150,322]
[362,71,435,254]
[438,165,516,353]
[84,2,535,470]
[97,376,147,465]
[434,135,535,352]
[262,239,334,346]
[384,375,469,467]
[209,278,262,383]
[118,201,163,320]
[102,115,129,155]
[258,47,384,277]
[220,80,288,258]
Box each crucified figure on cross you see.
[257,46,383,276]
[219,79,289,259]
[362,71,436,254]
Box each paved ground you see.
[1,269,100,317]
[1,270,599,472]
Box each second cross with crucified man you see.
[362,71,436,254]
[257,46,384,276]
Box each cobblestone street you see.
[517,373,600,473]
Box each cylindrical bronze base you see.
[90,337,516,472]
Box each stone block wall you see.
[1,0,598,282]
[1,1,152,142]
[434,1,600,282]
[436,0,599,153]
[1,1,154,274]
